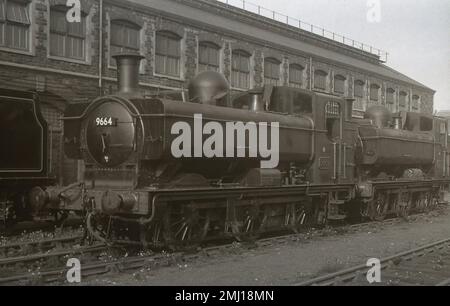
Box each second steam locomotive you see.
[32,54,450,249]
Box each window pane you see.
[232,53,239,70]
[155,54,164,74]
[232,52,251,88]
[199,42,219,72]
[50,32,64,56]
[155,32,181,76]
[50,9,85,59]
[386,89,395,104]
[168,37,180,57]
[0,0,5,20]
[240,55,249,73]
[412,96,419,109]
[111,23,122,46]
[289,65,303,87]
[66,36,84,59]
[168,57,180,76]
[314,71,327,90]
[370,85,380,101]
[6,23,28,49]
[155,34,165,55]
[6,1,29,24]
[127,28,139,49]
[265,60,279,83]
[0,23,4,45]
[199,45,207,63]
[50,10,66,33]
[112,22,140,50]
[333,75,345,94]
[399,92,407,107]
[67,16,85,37]
[354,81,364,97]
[210,47,219,66]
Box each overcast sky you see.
[251,0,450,111]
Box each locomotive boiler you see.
[33,54,450,248]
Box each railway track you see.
[295,238,450,286]
[0,235,86,258]
[0,218,83,237]
[0,210,438,285]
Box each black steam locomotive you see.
[0,88,55,228]
[32,54,450,249]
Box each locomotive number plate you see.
[95,117,117,127]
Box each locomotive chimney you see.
[345,98,355,121]
[249,88,265,112]
[393,116,402,129]
[113,53,145,97]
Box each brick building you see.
[0,0,436,183]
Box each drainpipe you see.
[98,0,103,95]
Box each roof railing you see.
[217,0,389,62]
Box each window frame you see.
[399,91,408,108]
[0,0,4,46]
[386,88,395,104]
[314,69,328,91]
[369,83,381,101]
[0,0,31,52]
[264,57,281,86]
[412,95,420,110]
[198,41,220,73]
[49,5,87,62]
[354,80,365,98]
[333,74,346,94]
[289,64,304,88]
[109,19,141,68]
[154,30,182,78]
[231,49,251,90]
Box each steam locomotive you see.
[0,88,55,228]
[31,54,450,249]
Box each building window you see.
[289,64,304,88]
[370,84,380,101]
[155,31,181,77]
[50,6,86,60]
[314,70,328,90]
[110,20,140,67]
[264,57,281,86]
[334,74,346,94]
[0,0,30,50]
[386,88,396,112]
[386,88,395,104]
[354,80,365,98]
[412,95,420,110]
[198,41,220,72]
[231,50,251,89]
[399,91,408,108]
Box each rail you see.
[216,0,389,62]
